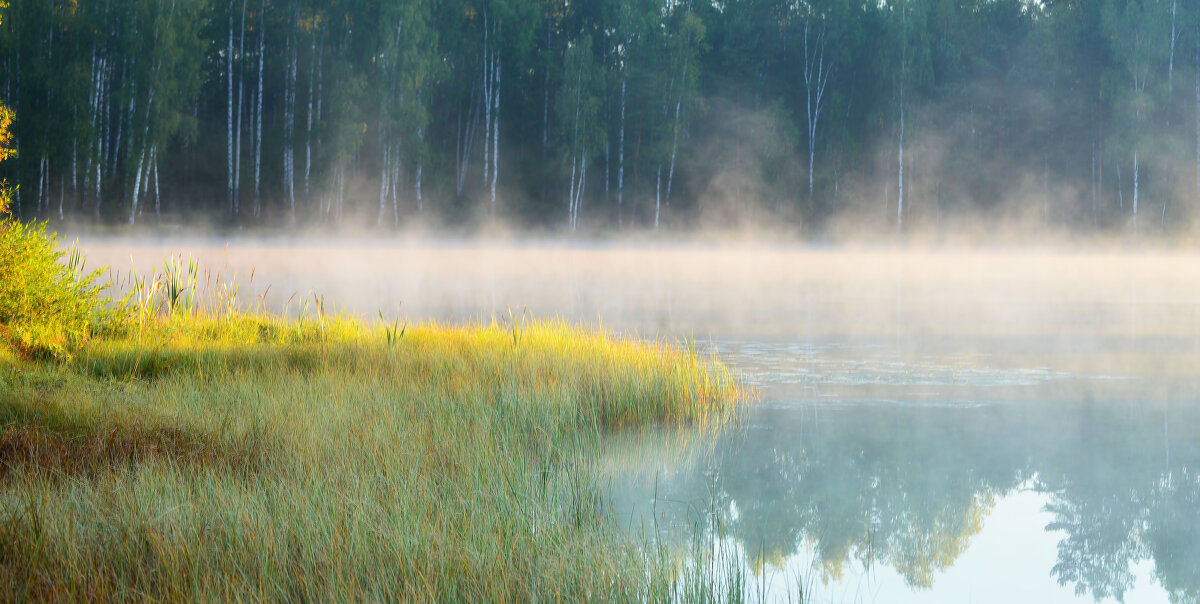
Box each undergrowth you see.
[0,197,106,361]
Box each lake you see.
[78,237,1200,603]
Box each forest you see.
[1,0,1198,236]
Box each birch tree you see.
[1102,0,1169,235]
[557,33,603,231]
[0,0,1196,236]
[253,0,264,216]
[886,0,930,231]
[124,0,201,224]
[376,0,439,225]
[661,10,703,211]
[226,0,235,216]
[801,18,832,204]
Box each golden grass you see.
[0,312,743,601]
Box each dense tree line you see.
[1,0,1199,235]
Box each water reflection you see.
[72,241,1200,601]
[607,345,1200,603]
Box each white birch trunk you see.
[305,35,315,195]
[1117,158,1124,210]
[287,21,298,220]
[1162,181,1169,227]
[94,159,101,219]
[897,94,904,231]
[227,0,235,214]
[666,96,680,207]
[1042,161,1049,226]
[896,0,907,232]
[617,75,626,229]
[234,86,242,215]
[102,59,111,173]
[378,144,390,225]
[315,42,323,162]
[482,10,491,189]
[604,138,610,207]
[391,144,400,226]
[655,164,662,231]
[285,31,291,218]
[42,156,49,215]
[105,61,114,173]
[417,113,427,214]
[377,27,389,228]
[152,146,160,219]
[566,63,583,230]
[1098,139,1103,218]
[543,20,550,152]
[575,153,587,231]
[1092,137,1098,226]
[1168,0,1177,92]
[111,59,126,178]
[802,21,832,204]
[416,162,424,214]
[491,52,501,217]
[129,148,145,224]
[254,0,264,215]
[37,155,46,214]
[85,53,98,208]
[333,165,343,224]
[1133,149,1139,235]
[456,111,463,198]
[416,117,425,214]
[233,0,246,215]
[568,156,577,229]
[132,76,156,222]
[88,55,99,215]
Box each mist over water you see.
[75,237,1200,345]
[77,236,1200,602]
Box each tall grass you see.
[0,260,746,601]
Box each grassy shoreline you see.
[0,311,742,601]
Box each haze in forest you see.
[1,0,1198,241]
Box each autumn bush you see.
[0,191,105,361]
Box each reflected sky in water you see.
[606,341,1200,603]
[74,239,1200,603]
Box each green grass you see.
[0,309,744,601]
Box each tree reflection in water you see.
[606,374,1200,601]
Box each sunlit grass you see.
[0,304,744,600]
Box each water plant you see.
[379,310,406,347]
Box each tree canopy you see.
[0,0,1198,236]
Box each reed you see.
[0,297,744,600]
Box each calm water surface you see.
[78,238,1200,603]
[606,340,1200,603]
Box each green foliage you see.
[1,0,1197,232]
[378,310,405,348]
[0,217,106,361]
